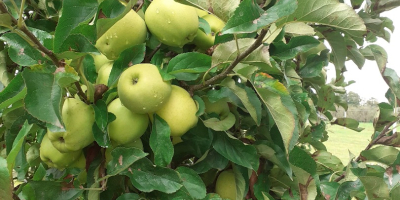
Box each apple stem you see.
[188,29,268,94]
[74,82,89,104]
[0,2,62,67]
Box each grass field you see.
[323,123,374,164]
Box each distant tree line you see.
[331,91,379,122]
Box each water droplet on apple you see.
[154,94,157,98]
[172,11,175,14]
[143,107,146,110]
[168,20,171,24]
[125,41,129,44]
[156,9,159,13]
[109,35,113,39]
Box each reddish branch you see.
[188,29,269,94]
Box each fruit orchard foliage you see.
[0,0,400,199]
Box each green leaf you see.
[0,33,50,66]
[209,0,239,22]
[252,74,298,152]
[108,44,146,87]
[276,0,367,38]
[374,102,397,132]
[332,118,364,132]
[255,141,292,178]
[360,44,388,72]
[345,37,365,69]
[382,68,400,101]
[361,146,399,165]
[212,131,259,171]
[299,50,329,78]
[83,54,97,83]
[0,157,12,200]
[212,38,270,69]
[166,52,211,81]
[181,120,213,158]
[221,78,261,126]
[317,29,346,76]
[313,150,344,173]
[203,112,236,131]
[0,14,12,29]
[285,22,315,36]
[221,0,297,34]
[123,158,183,193]
[58,34,98,55]
[176,167,207,199]
[107,147,148,176]
[28,181,83,200]
[390,183,400,199]
[150,114,174,167]
[190,149,229,173]
[317,85,336,111]
[198,17,211,35]
[22,69,64,130]
[320,182,340,200]
[269,36,320,60]
[193,95,205,116]
[55,66,80,88]
[370,0,400,13]
[0,73,26,110]
[91,100,114,147]
[0,48,15,87]
[116,193,141,200]
[53,0,98,52]
[359,176,390,199]
[6,121,32,176]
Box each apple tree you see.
[1,0,400,199]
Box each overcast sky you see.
[326,4,400,103]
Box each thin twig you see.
[74,82,89,104]
[334,117,399,182]
[0,1,61,67]
[188,29,268,94]
[143,44,161,63]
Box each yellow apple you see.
[215,170,237,200]
[196,8,209,17]
[145,0,199,47]
[107,98,149,145]
[192,14,225,50]
[172,136,183,145]
[95,10,147,60]
[152,85,198,137]
[39,133,83,170]
[47,98,95,152]
[96,62,113,86]
[92,53,113,72]
[118,63,172,114]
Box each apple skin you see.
[215,170,237,200]
[118,64,172,114]
[172,136,183,145]
[96,62,113,86]
[203,97,230,119]
[47,98,95,153]
[107,98,149,145]
[145,0,199,47]
[151,85,198,137]
[39,133,83,170]
[192,14,225,50]
[26,144,41,167]
[105,139,143,164]
[196,8,209,17]
[92,53,112,72]
[95,10,147,60]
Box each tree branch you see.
[0,1,61,67]
[143,44,161,63]
[188,29,269,94]
[74,82,89,104]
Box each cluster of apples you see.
[39,0,236,197]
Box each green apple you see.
[118,63,172,114]
[96,62,113,86]
[203,97,230,119]
[95,10,147,60]
[145,0,199,47]
[92,53,113,72]
[107,98,149,145]
[192,14,225,50]
[152,85,198,137]
[105,139,143,164]
[215,170,237,200]
[47,98,95,153]
[26,144,41,167]
[172,136,183,145]
[39,133,83,170]
[196,8,209,17]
